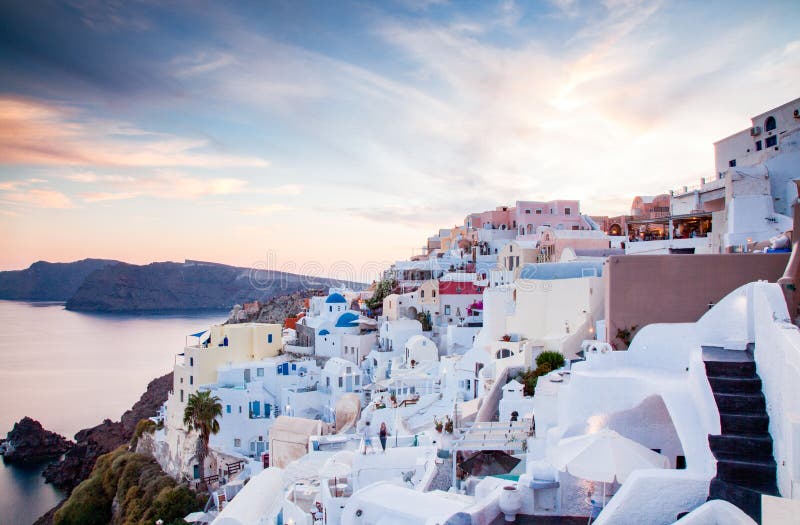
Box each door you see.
[251,400,260,417]
[244,369,251,383]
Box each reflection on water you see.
[0,300,227,525]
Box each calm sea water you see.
[0,300,226,525]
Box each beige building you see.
[537,229,610,263]
[497,240,539,274]
[168,323,283,429]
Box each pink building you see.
[465,206,516,231]
[515,200,591,237]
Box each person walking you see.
[362,420,374,454]
[379,422,389,452]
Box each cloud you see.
[2,188,74,208]
[239,204,294,215]
[64,172,99,183]
[77,172,252,202]
[0,96,270,168]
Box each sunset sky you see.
[1,0,799,277]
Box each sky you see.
[0,0,799,279]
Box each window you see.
[226,405,231,414]
[496,348,513,359]
[234,438,241,448]
[525,209,531,214]
[355,376,360,385]
[420,290,425,298]
[239,405,242,413]
[766,135,777,148]
[257,367,264,377]
[765,116,776,132]
[180,377,184,384]
[338,377,343,388]
[444,305,451,315]
[729,159,736,167]
[756,140,762,151]
[189,375,193,385]
[189,357,194,366]
[432,290,437,298]
[329,306,333,312]
[535,209,542,214]
[565,207,571,215]
[180,389,184,402]
[268,333,273,344]
[676,456,686,469]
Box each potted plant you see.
[444,415,454,434]
[434,417,443,433]
[502,334,511,342]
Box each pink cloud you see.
[2,188,75,209]
[0,96,269,168]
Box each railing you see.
[226,460,245,476]
[202,474,219,485]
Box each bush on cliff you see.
[54,447,201,525]
[129,418,156,449]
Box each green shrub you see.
[535,351,565,371]
[517,362,556,397]
[151,485,202,524]
[54,474,113,525]
[130,418,157,448]
[54,447,201,525]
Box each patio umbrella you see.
[183,511,213,523]
[319,451,354,490]
[547,428,669,484]
[547,428,669,512]
[458,450,522,477]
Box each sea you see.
[0,300,227,525]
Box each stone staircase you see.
[704,349,779,524]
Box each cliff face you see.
[65,260,361,312]
[42,373,173,493]
[0,259,119,300]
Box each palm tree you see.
[183,390,223,490]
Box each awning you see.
[189,330,208,338]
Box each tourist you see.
[363,421,374,454]
[379,422,389,452]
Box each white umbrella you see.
[320,451,354,498]
[547,429,669,512]
[319,452,354,479]
[184,511,213,523]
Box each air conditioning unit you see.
[794,108,800,119]
[750,126,762,136]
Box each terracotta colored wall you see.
[604,253,789,347]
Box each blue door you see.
[193,464,200,479]
[251,400,261,417]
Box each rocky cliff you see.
[0,259,119,300]
[0,417,73,463]
[65,259,361,312]
[42,372,173,493]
